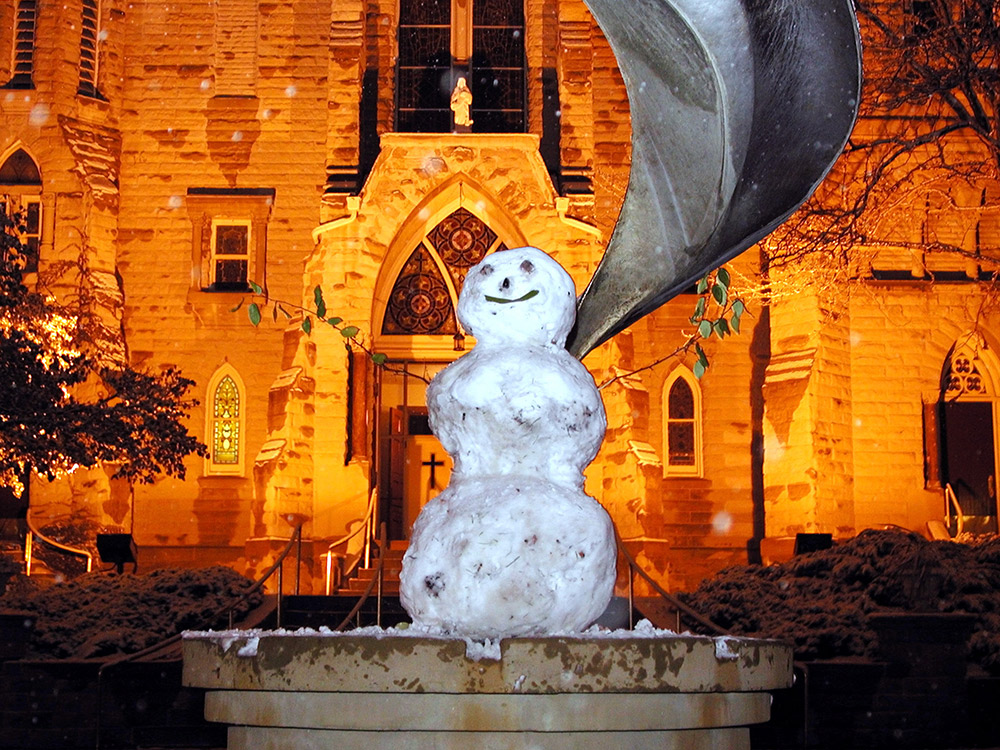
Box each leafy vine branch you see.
[598,266,747,389]
[235,266,745,390]
[232,282,431,384]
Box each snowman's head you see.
[457,246,577,348]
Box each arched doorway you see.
[939,333,1000,534]
[374,204,514,540]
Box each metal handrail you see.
[334,522,387,631]
[94,522,304,750]
[324,488,378,594]
[944,483,964,536]
[24,510,94,575]
[616,530,728,635]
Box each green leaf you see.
[326,316,343,326]
[696,274,709,294]
[698,320,712,338]
[730,314,741,334]
[714,319,731,338]
[314,286,326,318]
[694,297,706,319]
[693,360,706,379]
[717,267,731,289]
[229,299,244,313]
[248,303,262,326]
[712,283,728,306]
[302,317,312,335]
[249,281,263,294]
[371,352,388,365]
[732,299,746,317]
[695,343,709,368]
[341,325,360,338]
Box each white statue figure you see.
[450,76,474,131]
[399,247,617,639]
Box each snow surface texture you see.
[184,619,685,664]
[400,247,616,639]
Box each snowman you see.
[399,246,617,639]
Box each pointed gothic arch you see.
[0,145,43,273]
[372,178,526,357]
[663,366,703,478]
[936,332,1000,532]
[205,363,246,476]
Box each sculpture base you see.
[182,629,793,750]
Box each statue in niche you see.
[450,77,473,133]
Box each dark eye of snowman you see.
[520,260,534,273]
[479,264,494,276]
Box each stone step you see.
[280,594,409,630]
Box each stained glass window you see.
[427,207,497,288]
[0,149,40,183]
[212,375,240,466]
[383,208,506,336]
[945,346,990,397]
[397,0,452,132]
[0,149,42,273]
[383,246,457,335]
[471,0,525,132]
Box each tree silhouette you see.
[767,0,1000,275]
[0,204,206,495]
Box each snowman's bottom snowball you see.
[399,476,616,639]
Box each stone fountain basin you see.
[182,628,793,750]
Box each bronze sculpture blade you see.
[568,0,862,359]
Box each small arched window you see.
[663,367,702,477]
[0,147,43,273]
[205,365,245,475]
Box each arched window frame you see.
[0,146,43,274]
[662,366,703,478]
[373,184,525,359]
[205,363,246,476]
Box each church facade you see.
[2,0,998,593]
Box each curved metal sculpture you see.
[568,0,863,358]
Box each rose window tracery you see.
[383,208,507,336]
[383,246,457,335]
[428,207,499,288]
[945,348,988,396]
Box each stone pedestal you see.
[182,630,793,750]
